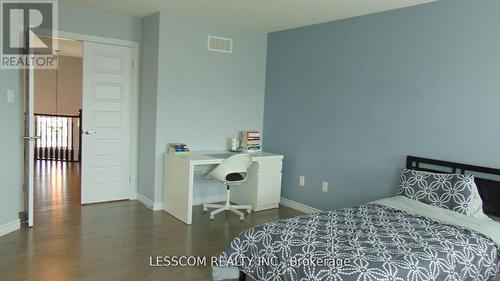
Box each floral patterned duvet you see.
[218,203,500,281]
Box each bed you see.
[212,156,500,281]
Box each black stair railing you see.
[34,110,82,162]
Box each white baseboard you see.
[129,191,138,200]
[0,219,20,237]
[136,193,163,211]
[152,201,163,211]
[136,193,153,209]
[193,194,226,206]
[280,197,321,214]
[139,193,271,211]
[254,203,279,212]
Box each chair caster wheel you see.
[240,217,244,221]
[203,208,207,212]
[246,210,251,214]
[210,216,214,220]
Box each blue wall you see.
[263,0,500,210]
[59,4,141,42]
[0,70,22,228]
[138,13,160,201]
[137,12,267,203]
[154,13,267,202]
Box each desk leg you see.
[186,165,194,224]
[164,155,193,224]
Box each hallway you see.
[34,160,81,224]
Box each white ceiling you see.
[60,0,436,33]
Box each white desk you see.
[163,151,283,224]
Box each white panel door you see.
[81,42,132,204]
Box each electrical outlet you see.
[322,181,328,192]
[299,176,305,186]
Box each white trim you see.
[254,203,280,212]
[141,194,281,212]
[193,194,226,206]
[137,193,154,209]
[137,194,163,211]
[280,197,321,214]
[57,31,138,48]
[129,192,137,200]
[139,194,232,211]
[57,30,140,202]
[152,201,163,211]
[0,219,20,237]
[129,45,140,201]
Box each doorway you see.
[33,38,83,216]
[24,33,138,226]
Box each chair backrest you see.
[207,154,253,184]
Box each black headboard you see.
[406,156,500,216]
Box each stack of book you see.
[240,131,261,152]
[167,143,190,155]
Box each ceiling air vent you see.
[208,36,232,53]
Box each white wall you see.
[35,56,83,116]
[56,56,83,115]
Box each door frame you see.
[24,35,35,227]
[57,31,140,201]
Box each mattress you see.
[212,196,500,281]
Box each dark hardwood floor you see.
[0,160,303,281]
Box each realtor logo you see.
[1,0,58,69]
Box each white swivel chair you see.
[203,154,253,221]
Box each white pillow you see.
[469,182,489,220]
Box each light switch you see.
[299,176,305,186]
[7,89,15,103]
[322,181,329,192]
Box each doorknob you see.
[24,136,41,141]
[84,130,97,135]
